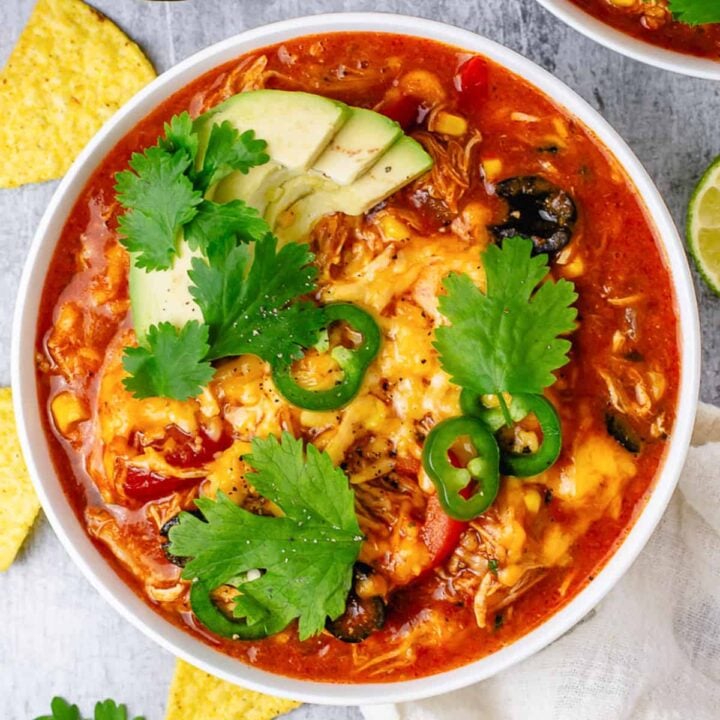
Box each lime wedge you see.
[687,155,720,296]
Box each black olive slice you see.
[326,593,387,643]
[490,175,577,255]
[605,412,643,454]
[326,563,387,643]
[160,509,204,567]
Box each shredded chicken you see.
[412,130,483,213]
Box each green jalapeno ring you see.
[421,416,500,521]
[189,578,291,640]
[499,394,562,477]
[460,389,530,432]
[461,390,562,477]
[271,303,381,411]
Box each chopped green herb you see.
[194,120,270,192]
[434,236,577,412]
[114,112,269,272]
[184,199,270,254]
[159,112,198,164]
[488,558,499,575]
[122,321,214,401]
[189,233,325,365]
[669,0,720,25]
[35,697,143,720]
[115,146,202,271]
[168,433,363,640]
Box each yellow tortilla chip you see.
[0,387,41,571]
[166,660,301,720]
[0,0,156,188]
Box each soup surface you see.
[567,0,720,60]
[37,32,679,682]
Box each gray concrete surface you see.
[0,0,718,718]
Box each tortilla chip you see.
[165,660,301,720]
[0,0,156,189]
[0,387,41,571]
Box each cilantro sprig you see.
[122,321,214,401]
[35,697,143,720]
[115,145,202,271]
[434,236,577,423]
[116,112,325,401]
[115,112,269,271]
[189,233,325,365]
[168,433,363,640]
[669,0,720,26]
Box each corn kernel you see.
[51,391,89,435]
[431,111,468,137]
[551,117,570,140]
[398,70,446,104]
[609,0,636,7]
[498,563,524,587]
[523,488,542,514]
[561,254,585,278]
[542,524,572,564]
[378,214,411,242]
[482,158,503,181]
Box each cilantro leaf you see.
[34,698,143,720]
[168,433,363,640]
[122,321,214,400]
[115,146,202,271]
[195,122,269,192]
[35,698,81,720]
[189,233,325,364]
[159,111,198,163]
[184,199,271,253]
[435,236,577,398]
[669,0,720,25]
[93,700,144,720]
[115,113,269,273]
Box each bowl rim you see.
[11,11,700,706]
[535,0,720,80]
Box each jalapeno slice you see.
[460,391,562,477]
[271,303,381,411]
[460,389,530,432]
[189,579,290,640]
[498,394,562,477]
[421,416,500,521]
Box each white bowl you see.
[12,12,700,705]
[536,0,720,80]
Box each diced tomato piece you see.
[394,455,421,477]
[377,94,425,130]
[421,493,466,568]
[159,426,232,468]
[124,466,200,502]
[456,56,489,115]
[394,455,466,575]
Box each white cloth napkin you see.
[361,402,720,720]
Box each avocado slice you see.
[201,91,430,241]
[263,174,330,229]
[313,108,402,185]
[276,136,432,243]
[129,240,202,345]
[196,90,349,171]
[211,161,287,215]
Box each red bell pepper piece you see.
[124,466,200,502]
[456,56,489,115]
